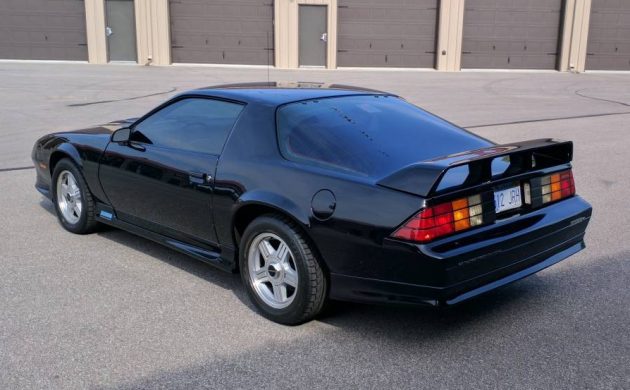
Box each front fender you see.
[32,136,83,197]
[51,140,83,170]
[44,135,110,204]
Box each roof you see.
[178,81,392,106]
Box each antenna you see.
[266,31,271,84]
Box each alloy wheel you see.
[247,232,299,309]
[56,170,82,224]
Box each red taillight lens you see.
[540,170,575,204]
[392,170,576,243]
[392,195,485,243]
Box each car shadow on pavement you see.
[37,197,547,325]
[99,228,248,299]
[37,197,619,333]
[96,223,542,330]
[38,198,249,303]
[105,252,629,390]
[36,200,630,389]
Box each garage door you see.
[170,0,274,65]
[462,0,563,69]
[0,0,87,61]
[337,0,438,68]
[587,0,630,70]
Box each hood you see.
[63,118,139,135]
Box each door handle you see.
[320,33,328,42]
[128,142,145,152]
[189,172,212,184]
[105,26,113,37]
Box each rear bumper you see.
[330,238,584,306]
[329,196,592,305]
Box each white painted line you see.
[336,66,436,72]
[172,62,272,69]
[460,68,560,73]
[0,59,89,64]
[106,61,139,66]
[171,63,438,72]
[583,70,630,74]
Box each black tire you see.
[239,215,327,325]
[51,158,98,234]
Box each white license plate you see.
[494,185,522,214]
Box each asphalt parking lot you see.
[1,62,629,389]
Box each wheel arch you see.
[231,193,330,275]
[49,143,82,176]
[232,199,309,245]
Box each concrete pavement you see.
[0,62,628,389]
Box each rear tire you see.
[240,215,327,325]
[51,158,98,234]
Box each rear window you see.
[276,95,488,177]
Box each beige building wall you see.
[83,0,171,65]
[134,0,171,65]
[559,0,592,73]
[436,0,465,72]
[81,0,598,72]
[84,0,107,64]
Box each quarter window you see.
[131,98,244,154]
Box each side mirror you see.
[111,127,131,143]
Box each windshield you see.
[276,95,490,177]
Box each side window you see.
[131,98,244,154]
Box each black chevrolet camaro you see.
[32,82,592,324]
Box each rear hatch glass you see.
[276,95,491,177]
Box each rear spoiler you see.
[377,138,573,197]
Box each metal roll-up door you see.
[587,0,630,70]
[462,0,563,69]
[170,0,274,65]
[337,0,438,68]
[0,0,88,61]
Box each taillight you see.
[392,195,486,243]
[541,170,575,203]
[531,169,575,206]
[392,169,576,244]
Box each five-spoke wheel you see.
[248,232,299,309]
[240,215,327,325]
[56,170,82,224]
[52,158,98,234]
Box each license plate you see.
[494,185,522,214]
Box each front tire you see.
[240,215,327,325]
[51,158,98,234]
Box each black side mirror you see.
[111,127,131,143]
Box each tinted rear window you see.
[276,95,489,177]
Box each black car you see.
[32,82,592,324]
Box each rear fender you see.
[233,190,311,228]
[229,190,319,273]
